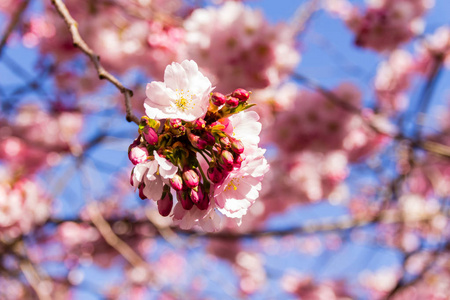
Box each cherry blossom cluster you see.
[0,104,83,175]
[326,0,433,52]
[0,169,50,241]
[184,2,300,91]
[128,60,268,231]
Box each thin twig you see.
[19,260,51,300]
[86,202,150,268]
[50,0,139,125]
[413,55,444,138]
[0,0,30,58]
[50,209,443,240]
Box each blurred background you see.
[1,0,450,299]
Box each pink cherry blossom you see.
[214,149,269,222]
[144,60,213,121]
[131,151,177,200]
[222,110,262,155]
[374,50,415,113]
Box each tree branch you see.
[49,0,139,125]
[0,0,30,58]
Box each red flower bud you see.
[218,150,234,172]
[197,193,210,210]
[177,190,193,210]
[219,136,231,147]
[157,193,173,217]
[182,169,199,188]
[231,88,250,102]
[234,153,245,169]
[211,92,226,106]
[169,174,184,191]
[189,186,204,204]
[169,118,182,128]
[143,126,158,145]
[226,96,239,108]
[207,166,226,184]
[202,132,216,146]
[188,133,207,150]
[139,184,147,200]
[230,138,244,154]
[193,118,206,130]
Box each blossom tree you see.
[1,0,450,299]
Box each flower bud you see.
[207,166,225,184]
[157,193,173,217]
[211,92,226,106]
[143,126,158,145]
[231,88,250,102]
[218,150,234,172]
[169,118,182,128]
[219,136,231,147]
[226,96,239,108]
[202,132,216,146]
[197,193,210,210]
[193,118,206,130]
[138,184,147,200]
[188,133,207,150]
[171,125,186,137]
[182,169,199,188]
[169,174,184,191]
[234,153,245,169]
[189,186,204,204]
[230,138,244,154]
[128,145,148,165]
[177,190,193,210]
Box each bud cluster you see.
[128,88,252,216]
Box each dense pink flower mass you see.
[130,60,269,231]
[0,172,50,240]
[183,2,300,91]
[327,0,433,52]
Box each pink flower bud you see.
[193,118,206,130]
[234,153,245,169]
[231,88,250,102]
[139,184,147,200]
[202,132,216,146]
[157,193,173,217]
[230,138,244,154]
[169,118,182,128]
[177,190,193,210]
[189,187,204,204]
[188,133,207,150]
[128,145,148,165]
[220,136,231,147]
[197,193,210,210]
[207,166,225,184]
[143,126,158,145]
[211,92,226,106]
[218,150,234,171]
[182,169,199,188]
[169,174,184,191]
[226,96,239,108]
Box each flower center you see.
[225,176,243,192]
[175,89,195,112]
